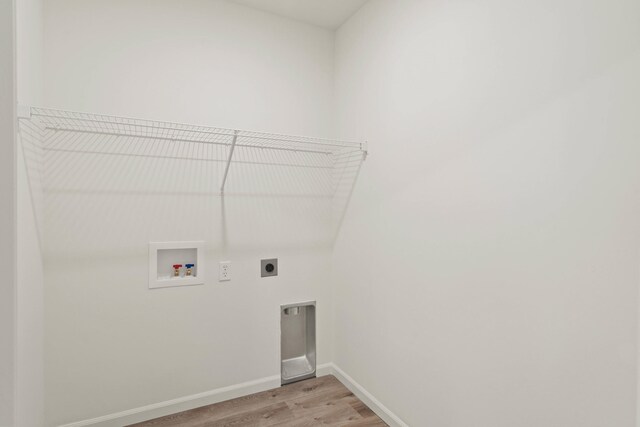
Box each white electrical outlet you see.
[219,261,231,281]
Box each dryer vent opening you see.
[281,302,316,385]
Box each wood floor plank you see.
[284,389,362,425]
[196,402,293,427]
[291,401,362,424]
[287,385,353,408]
[345,395,378,419]
[128,376,387,427]
[342,417,389,426]
[270,402,361,427]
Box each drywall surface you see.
[16,0,42,108]
[16,132,45,427]
[0,1,16,425]
[333,1,640,426]
[16,0,45,425]
[43,0,334,136]
[43,0,335,425]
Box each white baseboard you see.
[59,364,333,427]
[58,363,405,427]
[329,363,409,427]
[316,363,334,377]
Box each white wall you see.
[43,0,334,136]
[42,1,336,425]
[15,132,44,427]
[16,0,42,106]
[0,0,17,425]
[333,1,640,426]
[15,0,45,425]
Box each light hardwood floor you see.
[128,375,387,427]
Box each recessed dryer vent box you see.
[281,301,316,385]
[149,241,204,289]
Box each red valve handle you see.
[173,264,182,269]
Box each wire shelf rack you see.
[18,106,367,248]
[19,106,367,196]
[23,106,366,195]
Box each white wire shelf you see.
[20,106,367,195]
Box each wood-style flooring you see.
[128,375,387,427]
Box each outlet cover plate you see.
[261,258,278,277]
[219,261,231,282]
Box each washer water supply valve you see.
[172,264,182,277]
[185,264,195,276]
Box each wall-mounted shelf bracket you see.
[220,130,239,195]
[17,104,32,119]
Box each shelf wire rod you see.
[41,147,333,170]
[31,111,360,149]
[39,126,339,156]
[220,130,239,194]
[33,112,233,139]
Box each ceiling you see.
[228,0,369,30]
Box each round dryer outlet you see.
[261,258,278,277]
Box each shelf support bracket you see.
[17,104,31,119]
[220,130,238,195]
[361,141,368,161]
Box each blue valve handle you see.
[185,264,195,268]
